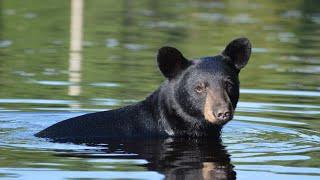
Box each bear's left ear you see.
[222,37,252,70]
[157,46,191,79]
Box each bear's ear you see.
[157,46,191,79]
[222,37,252,70]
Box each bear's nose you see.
[216,111,232,121]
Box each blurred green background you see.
[0,1,320,179]
[1,0,319,110]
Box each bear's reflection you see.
[56,138,235,180]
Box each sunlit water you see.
[0,0,320,179]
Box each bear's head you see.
[157,38,252,126]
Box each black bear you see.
[36,37,252,141]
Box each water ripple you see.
[241,89,320,97]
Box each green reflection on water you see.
[1,0,319,103]
[0,0,319,179]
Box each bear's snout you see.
[215,108,232,121]
[204,88,234,124]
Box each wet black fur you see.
[35,37,251,141]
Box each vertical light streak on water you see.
[68,0,83,108]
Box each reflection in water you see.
[0,0,2,39]
[0,0,320,179]
[55,138,235,180]
[68,0,83,102]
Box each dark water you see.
[0,0,320,179]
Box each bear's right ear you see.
[157,46,191,79]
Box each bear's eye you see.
[195,83,206,93]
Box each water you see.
[0,0,320,179]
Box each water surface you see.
[0,0,320,179]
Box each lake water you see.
[0,0,320,179]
